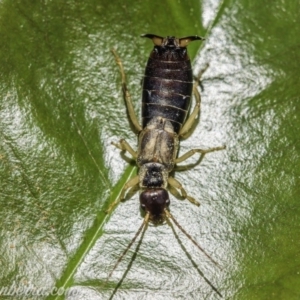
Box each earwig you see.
[107,34,225,294]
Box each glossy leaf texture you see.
[0,0,299,299]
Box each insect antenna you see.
[165,209,221,269]
[105,212,150,284]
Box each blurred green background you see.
[0,0,299,299]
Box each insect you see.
[107,34,225,292]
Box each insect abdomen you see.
[142,51,193,134]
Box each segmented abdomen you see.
[142,57,193,134]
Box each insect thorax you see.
[137,116,179,189]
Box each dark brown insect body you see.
[110,34,225,223]
[138,35,205,223]
[108,35,225,291]
[142,34,195,133]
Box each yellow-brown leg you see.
[106,175,140,213]
[112,139,137,159]
[175,145,226,164]
[112,49,142,132]
[179,82,201,138]
[168,176,200,206]
[179,65,209,138]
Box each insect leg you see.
[168,177,200,206]
[111,49,142,132]
[179,82,201,138]
[112,139,137,159]
[179,65,209,138]
[106,175,140,213]
[175,145,226,164]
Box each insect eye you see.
[166,198,170,206]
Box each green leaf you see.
[0,0,299,299]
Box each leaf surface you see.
[0,0,299,299]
